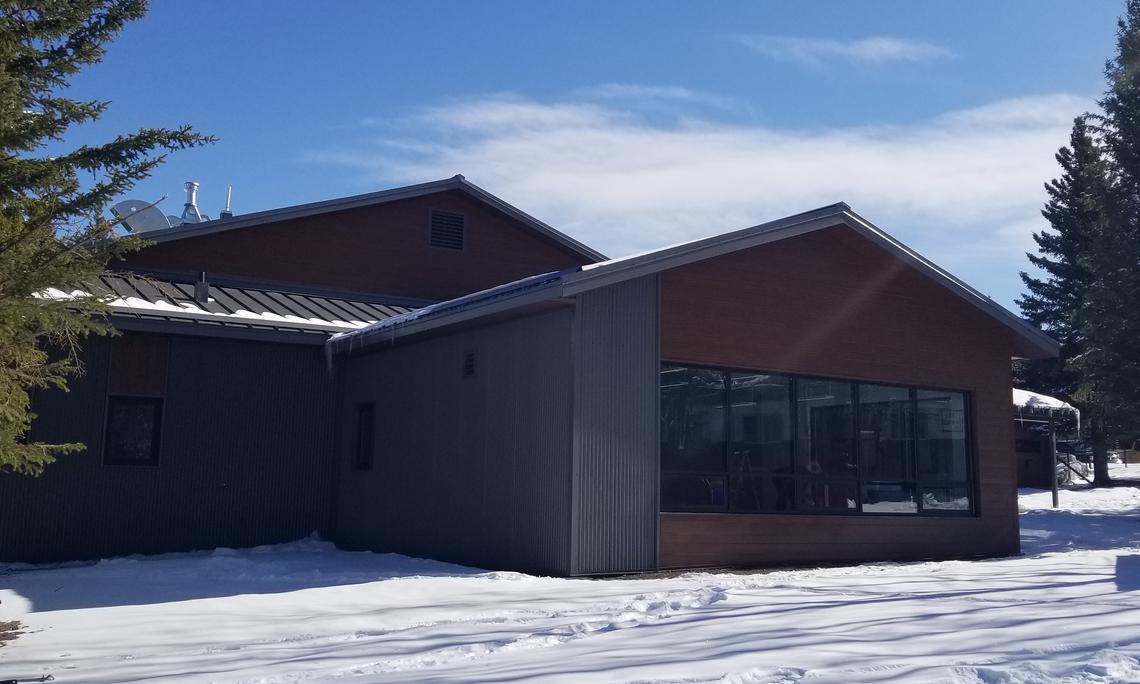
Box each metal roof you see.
[141,175,607,263]
[83,272,418,341]
[329,203,1059,360]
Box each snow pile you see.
[3,489,1140,683]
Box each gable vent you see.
[430,210,465,250]
[463,350,476,378]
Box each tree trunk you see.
[1091,417,1112,486]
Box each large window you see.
[661,364,975,515]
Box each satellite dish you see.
[111,199,172,233]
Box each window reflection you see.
[660,365,973,516]
[729,373,792,474]
[796,379,855,478]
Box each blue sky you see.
[66,1,1123,308]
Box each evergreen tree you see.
[1079,0,1140,478]
[1020,0,1140,484]
[0,1,210,475]
[1017,117,1107,404]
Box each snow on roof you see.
[40,274,418,337]
[327,268,572,353]
[1013,388,1077,412]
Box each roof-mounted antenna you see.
[219,185,233,219]
[111,196,171,233]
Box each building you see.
[0,180,1057,575]
[1013,388,1083,488]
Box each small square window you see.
[354,403,375,471]
[104,396,163,466]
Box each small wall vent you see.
[430,210,465,250]
[463,350,476,378]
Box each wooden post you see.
[1050,411,1059,509]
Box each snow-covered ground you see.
[4,489,1140,683]
[1110,461,1140,481]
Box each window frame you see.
[660,361,976,518]
[102,394,164,467]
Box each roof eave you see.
[327,278,566,355]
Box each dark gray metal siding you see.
[570,274,660,575]
[336,309,575,575]
[0,333,338,562]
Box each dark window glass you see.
[862,482,918,514]
[796,379,855,478]
[729,373,793,473]
[916,390,969,481]
[662,474,726,509]
[104,396,162,466]
[859,384,914,480]
[659,364,973,517]
[797,479,858,512]
[354,403,375,471]
[921,485,971,512]
[660,366,726,473]
[730,474,795,512]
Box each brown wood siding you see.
[658,224,1020,570]
[119,190,593,301]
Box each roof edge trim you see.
[325,203,1059,360]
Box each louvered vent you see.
[430,210,465,250]
[463,350,476,378]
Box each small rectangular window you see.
[104,396,163,466]
[430,210,465,250]
[463,350,476,378]
[354,403,375,471]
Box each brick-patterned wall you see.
[659,224,1020,569]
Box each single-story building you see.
[0,180,1057,575]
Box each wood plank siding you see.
[119,190,594,301]
[658,224,1020,570]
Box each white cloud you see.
[572,83,738,110]
[734,34,956,66]
[310,91,1092,308]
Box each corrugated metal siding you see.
[571,274,660,575]
[336,309,575,575]
[0,333,338,562]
